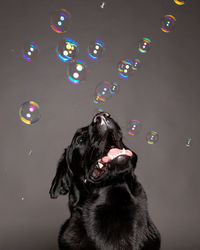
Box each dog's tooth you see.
[122,148,126,154]
[98,162,104,169]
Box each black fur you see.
[50,113,161,250]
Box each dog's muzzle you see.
[89,112,133,181]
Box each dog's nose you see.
[93,112,110,124]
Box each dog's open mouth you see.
[91,147,133,180]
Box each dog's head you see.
[49,112,137,199]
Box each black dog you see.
[50,112,161,250]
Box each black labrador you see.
[50,112,161,250]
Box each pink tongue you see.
[101,148,132,163]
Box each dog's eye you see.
[76,135,86,144]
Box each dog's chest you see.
[84,185,137,243]
[96,186,135,225]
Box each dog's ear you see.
[49,147,72,199]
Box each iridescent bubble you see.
[96,107,105,113]
[56,38,79,62]
[93,81,113,104]
[22,42,39,62]
[66,59,87,84]
[19,101,40,125]
[138,38,151,54]
[174,0,185,5]
[118,59,135,79]
[161,15,176,33]
[185,138,192,148]
[50,9,71,33]
[88,40,105,60]
[100,2,106,8]
[127,120,142,136]
[132,58,141,70]
[110,81,120,95]
[93,107,105,116]
[146,131,159,144]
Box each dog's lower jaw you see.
[88,155,134,184]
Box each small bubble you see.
[174,0,186,6]
[19,101,40,125]
[146,131,159,144]
[22,42,39,62]
[100,2,106,9]
[50,9,71,33]
[127,120,142,136]
[138,38,151,54]
[185,138,192,148]
[118,59,135,79]
[161,15,176,33]
[88,40,105,60]
[93,81,113,104]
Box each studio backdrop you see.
[0,0,200,249]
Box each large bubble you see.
[19,101,40,125]
[66,59,87,84]
[56,38,79,62]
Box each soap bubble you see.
[66,59,87,84]
[118,59,135,79]
[161,15,176,33]
[56,38,79,62]
[127,120,142,136]
[50,9,71,33]
[174,0,185,5]
[138,38,151,54]
[93,107,105,116]
[22,42,39,62]
[93,81,113,104]
[146,131,159,144]
[185,138,192,148]
[88,40,105,60]
[19,101,40,125]
[132,58,141,70]
[100,2,106,8]
[110,81,120,95]
[96,107,105,113]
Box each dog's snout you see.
[93,112,110,124]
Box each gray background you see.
[0,0,200,249]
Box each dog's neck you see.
[69,172,137,212]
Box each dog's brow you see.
[76,126,88,135]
